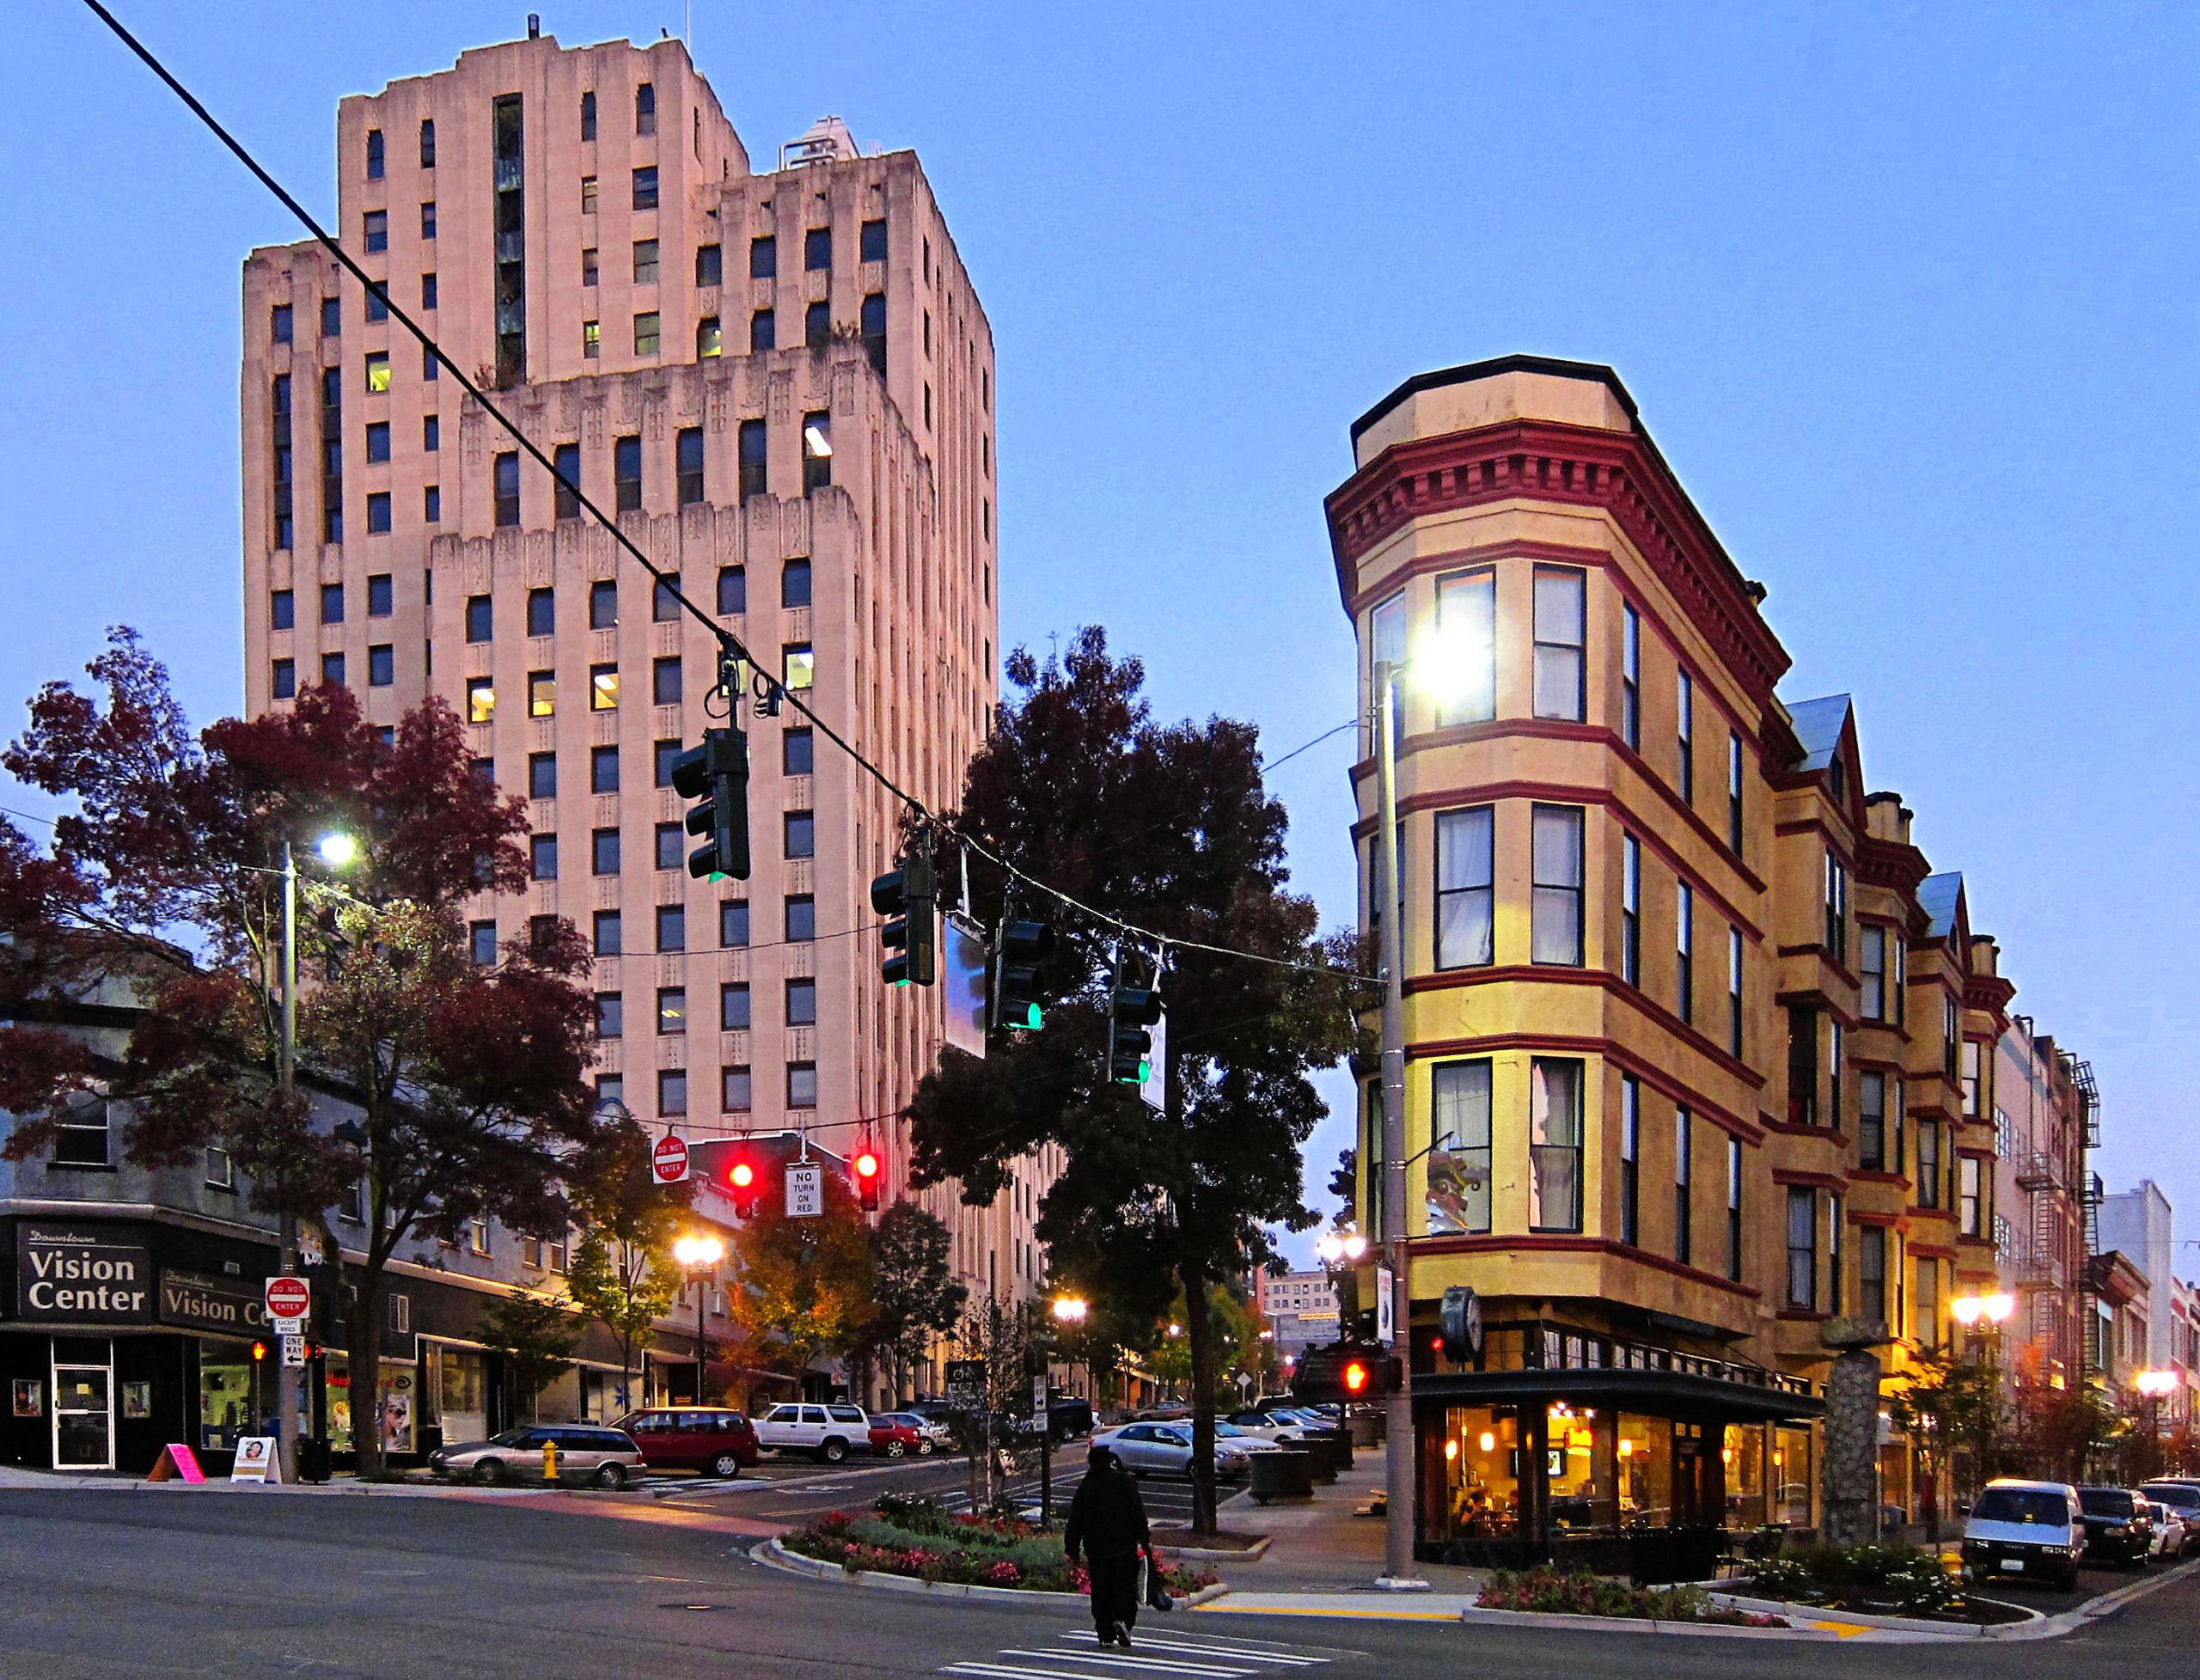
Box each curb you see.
[1456,1604,1852,1641]
[754,1537,1227,1610]
[1164,1537,1274,1562]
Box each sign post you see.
[651,1133,691,1186]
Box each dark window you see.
[590,578,617,629]
[1678,669,1696,803]
[785,895,815,942]
[1728,731,1745,853]
[614,434,642,513]
[1824,852,1849,963]
[653,579,681,623]
[657,987,685,1035]
[720,900,749,948]
[859,217,887,262]
[321,296,341,337]
[1859,1072,1886,1170]
[364,492,391,534]
[365,128,383,179]
[658,1069,687,1115]
[1728,1139,1745,1283]
[1786,1187,1818,1310]
[582,247,597,286]
[596,993,623,1039]
[632,166,658,210]
[787,1062,818,1109]
[655,822,683,871]
[786,978,816,1026]
[423,414,440,452]
[554,442,581,519]
[321,582,345,624]
[425,485,440,522]
[804,225,831,271]
[1620,832,1641,987]
[364,420,390,464]
[272,303,293,344]
[593,909,621,956]
[1788,1005,1818,1126]
[1675,881,1694,1026]
[635,82,656,136]
[466,594,492,643]
[494,452,520,527]
[419,118,436,168]
[272,658,296,699]
[1618,1075,1641,1246]
[784,810,815,859]
[364,287,388,323]
[718,565,746,614]
[591,745,619,793]
[719,983,751,1030]
[654,739,680,787]
[1530,804,1584,965]
[1859,1225,1887,1324]
[580,89,596,141]
[750,235,776,278]
[591,828,620,875]
[1861,926,1888,1020]
[368,645,394,687]
[860,293,885,376]
[1673,1107,1693,1266]
[804,298,830,349]
[470,921,498,966]
[696,243,723,285]
[363,209,388,254]
[657,903,686,953]
[1728,927,1745,1057]
[653,657,681,706]
[632,237,660,285]
[1918,1119,1943,1210]
[321,651,345,687]
[527,586,554,638]
[271,590,295,630]
[676,426,704,505]
[783,557,813,608]
[528,752,556,799]
[722,1066,752,1112]
[750,309,775,351]
[738,419,767,502]
[782,729,813,775]
[531,834,558,880]
[421,200,437,239]
[802,413,830,493]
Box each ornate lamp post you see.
[671,1233,725,1405]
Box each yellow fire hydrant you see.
[542,1439,559,1481]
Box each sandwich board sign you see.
[230,1436,281,1483]
[147,1443,206,1483]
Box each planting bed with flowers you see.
[1739,1543,2014,1622]
[782,1493,1218,1596]
[1476,1569,1788,1626]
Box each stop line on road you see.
[942,1624,1338,1680]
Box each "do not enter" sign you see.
[651,1133,691,1186]
[263,1275,311,1327]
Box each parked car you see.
[2144,1500,2191,1560]
[1091,1420,1274,1480]
[2078,1487,2156,1567]
[615,1408,760,1478]
[430,1423,642,1488]
[754,1401,871,1463]
[868,1412,953,1457]
[1222,1409,1323,1443]
[2141,1480,2200,1543]
[1960,1478,2085,1589]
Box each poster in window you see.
[122,1381,152,1420]
[1423,1143,1485,1237]
[379,1367,416,1454]
[12,1379,40,1418]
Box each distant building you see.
[1256,1268,1340,1355]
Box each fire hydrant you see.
[542,1439,559,1481]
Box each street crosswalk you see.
[942,1625,1337,1680]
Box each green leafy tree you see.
[480,1292,580,1422]
[907,629,1362,1533]
[729,1164,875,1382]
[1888,1347,2001,1538]
[866,1200,967,1403]
[564,1111,687,1413]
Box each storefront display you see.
[198,1343,255,1452]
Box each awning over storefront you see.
[1414,1365,1823,1425]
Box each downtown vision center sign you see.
[15,1223,155,1323]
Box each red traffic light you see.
[854,1151,880,1179]
[728,1160,755,1188]
[854,1148,882,1211]
[250,1340,269,1363]
[1341,1359,1371,1395]
[727,1153,762,1219]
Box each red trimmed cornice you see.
[1407,1231,1762,1301]
[1773,1169,1849,1191]
[1848,1208,1902,1228]
[1323,418,1792,706]
[1858,835,1931,898]
[1965,974,2016,1014]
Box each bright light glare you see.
[1412,618,1494,713]
[804,424,834,458]
[316,832,360,867]
[1340,1232,1369,1262]
[2136,1369,2180,1396]
[1052,1295,1089,1324]
[673,1233,725,1268]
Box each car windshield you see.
[2144,1483,2200,1507]
[1972,1488,2070,1525]
[1214,1423,1250,1438]
[487,1427,535,1447]
[2080,1489,2136,1517]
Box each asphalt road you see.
[0,1488,2189,1680]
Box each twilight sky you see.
[3,2,2196,1273]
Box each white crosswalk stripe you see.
[1060,1634,1325,1666]
[941,1627,1337,1680]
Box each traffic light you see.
[249,1340,269,1364]
[671,728,750,882]
[1107,976,1164,1086]
[1341,1356,1372,1396]
[726,1152,762,1219]
[1290,1341,1401,1404]
[991,919,1056,1031]
[871,842,937,987]
[853,1145,882,1212]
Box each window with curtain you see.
[1429,1061,1492,1235]
[1727,1139,1744,1282]
[1914,1255,1940,1349]
[1827,1197,1844,1315]
[1788,1005,1818,1125]
[1674,1106,1693,1266]
[1860,925,1886,1019]
[1621,602,1641,748]
[1620,833,1641,987]
[1366,591,1405,751]
[1727,926,1744,1056]
[1917,1121,1942,1210]
[1677,669,1695,802]
[1675,881,1694,1025]
[1531,804,1584,965]
[1433,570,1495,725]
[1959,1156,1983,1237]
[1824,852,1849,962]
[1785,1187,1817,1309]
[1859,1225,1887,1324]
[1727,730,1745,852]
[1529,1059,1582,1232]
[1859,1071,1886,1170]
[1619,1075,1641,1246]
[1434,807,1494,968]
[1531,567,1586,720]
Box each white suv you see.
[755,1402,870,1463]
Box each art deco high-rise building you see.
[241,30,1052,1325]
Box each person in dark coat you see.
[1063,1445,1152,1646]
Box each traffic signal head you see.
[853,1148,881,1212]
[1107,983,1164,1084]
[871,844,937,987]
[727,1155,761,1219]
[992,919,1056,1031]
[672,728,750,883]
[250,1340,269,1363]
[1341,1358,1371,1396]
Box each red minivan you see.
[615,1408,761,1478]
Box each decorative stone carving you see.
[1819,1318,1887,1547]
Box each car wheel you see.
[883,1439,907,1458]
[594,1463,627,1489]
[822,1438,848,1465]
[475,1459,505,1485]
[918,1439,936,1457]
[711,1452,742,1479]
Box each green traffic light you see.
[1012,1003,1042,1030]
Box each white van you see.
[1961,1478,2085,1589]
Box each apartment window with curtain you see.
[1620,833,1641,987]
[1944,995,1959,1080]
[1824,852,1849,962]
[1727,731,1745,853]
[1528,1059,1583,1233]
[1860,1072,1887,1170]
[1961,1039,1983,1116]
[1676,670,1695,802]
[1531,804,1584,966]
[1621,602,1641,749]
[1892,1078,1907,1181]
[1433,807,1494,968]
[1861,925,1887,1019]
[1917,1120,1942,1209]
[1827,1197,1844,1315]
[1726,1139,1744,1282]
[1675,880,1694,1025]
[1828,1021,1843,1132]
[1859,1225,1888,1324]
[1366,591,1405,751]
[1959,1155,1983,1237]
[1787,1006,1818,1125]
[1727,927,1745,1057]
[1433,570,1495,725]
[1619,1075,1641,1246]
[1786,1187,1817,1309]
[1673,1107,1693,1266]
[1531,566,1586,721]
[1914,1256,1940,1349]
[1431,1061,1492,1235]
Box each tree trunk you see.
[1182,1268,1219,1537]
[349,1271,387,1477]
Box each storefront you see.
[1415,1317,1822,1570]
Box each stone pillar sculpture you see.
[1818,1317,1887,1547]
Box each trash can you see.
[1250,1450,1314,1506]
[1312,1426,1353,1472]
[1301,1432,1339,1483]
[296,1436,332,1484]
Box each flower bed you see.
[1740,1543,1965,1618]
[1476,1569,1787,1627]
[782,1494,1218,1597]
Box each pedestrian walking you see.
[1063,1445,1152,1647]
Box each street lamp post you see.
[2136,1369,2179,1478]
[672,1234,725,1405]
[1947,1291,2015,1507]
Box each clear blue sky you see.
[5,3,2197,1273]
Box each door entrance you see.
[52,1341,115,1470]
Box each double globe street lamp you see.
[672,1233,726,1406]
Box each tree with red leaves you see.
[4,630,604,1473]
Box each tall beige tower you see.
[241,31,1051,1342]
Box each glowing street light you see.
[1051,1295,1089,1325]
[1317,1229,1369,1265]
[672,1232,725,1404]
[1950,1291,2016,1328]
[315,830,361,868]
[2136,1368,2180,1397]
